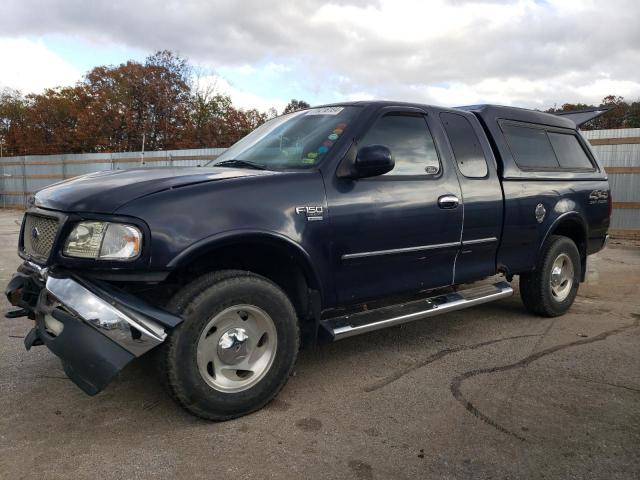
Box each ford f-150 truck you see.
[5,102,610,420]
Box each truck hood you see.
[34,167,275,213]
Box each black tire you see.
[159,270,299,420]
[519,235,581,317]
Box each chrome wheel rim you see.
[550,253,574,302]
[196,304,277,392]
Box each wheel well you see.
[548,217,587,281]
[165,241,317,324]
[550,218,587,258]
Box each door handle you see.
[438,194,459,209]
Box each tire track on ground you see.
[450,314,640,441]
[500,316,558,422]
[364,334,541,393]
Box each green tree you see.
[626,101,640,128]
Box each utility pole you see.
[141,132,146,165]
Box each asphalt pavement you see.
[1,209,638,479]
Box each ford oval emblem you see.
[31,227,40,240]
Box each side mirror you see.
[350,145,394,179]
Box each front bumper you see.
[5,262,181,395]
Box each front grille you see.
[22,214,59,261]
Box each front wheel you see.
[159,270,299,420]
[519,235,581,317]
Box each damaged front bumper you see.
[5,262,181,395]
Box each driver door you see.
[326,107,463,305]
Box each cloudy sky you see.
[1,0,639,112]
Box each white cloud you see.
[196,74,288,113]
[1,1,639,108]
[232,64,257,76]
[345,91,376,102]
[0,37,80,93]
[416,75,640,109]
[574,78,640,101]
[263,62,292,74]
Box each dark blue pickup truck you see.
[6,101,610,420]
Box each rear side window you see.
[360,114,440,175]
[440,112,488,178]
[548,132,594,169]
[502,124,559,169]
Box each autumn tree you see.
[546,95,640,130]
[218,107,267,146]
[282,99,310,114]
[80,51,193,152]
[0,51,279,155]
[591,95,626,130]
[185,77,234,148]
[0,88,28,156]
[37,86,94,153]
[6,48,638,157]
[547,102,596,113]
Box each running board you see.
[320,281,513,341]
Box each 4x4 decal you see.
[589,190,609,204]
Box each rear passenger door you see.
[327,107,463,304]
[440,112,503,283]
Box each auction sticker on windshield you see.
[306,107,344,115]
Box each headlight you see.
[63,221,106,258]
[64,221,142,260]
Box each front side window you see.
[360,114,440,176]
[209,106,360,170]
[441,112,488,178]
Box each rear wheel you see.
[159,270,299,420]
[519,235,581,317]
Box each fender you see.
[167,228,323,293]
[538,210,588,281]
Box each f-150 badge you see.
[296,206,324,221]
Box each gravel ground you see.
[0,209,638,480]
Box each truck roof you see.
[313,101,577,129]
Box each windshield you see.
[208,106,360,169]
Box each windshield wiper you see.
[211,159,268,170]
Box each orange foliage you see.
[0,51,272,156]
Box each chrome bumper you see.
[6,263,182,394]
[45,274,167,356]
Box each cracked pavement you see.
[1,209,639,479]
